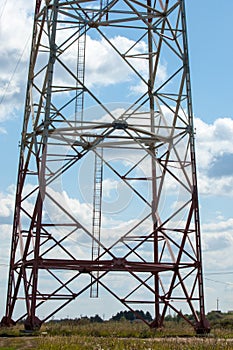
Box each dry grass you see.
[0,321,233,350]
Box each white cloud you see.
[195,117,233,196]
[0,2,33,52]
[61,33,167,92]
[130,62,167,94]
[0,186,15,217]
[198,174,233,197]
[0,1,33,123]
[102,178,118,198]
[85,35,133,87]
[203,217,233,233]
[195,117,233,168]
[203,218,233,255]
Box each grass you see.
[37,336,233,350]
[0,321,233,349]
[44,319,195,338]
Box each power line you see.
[0,35,31,107]
[205,277,233,286]
[205,272,233,276]
[0,0,8,20]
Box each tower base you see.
[24,316,42,331]
[0,316,16,328]
[195,319,211,335]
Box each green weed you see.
[1,321,233,350]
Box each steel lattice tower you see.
[1,0,210,333]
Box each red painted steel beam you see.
[21,258,196,273]
[36,0,42,15]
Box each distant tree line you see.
[49,310,233,328]
[51,310,152,324]
[111,310,152,322]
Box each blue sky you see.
[187,0,233,313]
[187,0,233,123]
[0,0,233,320]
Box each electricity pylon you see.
[1,0,210,333]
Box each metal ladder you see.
[75,23,86,129]
[90,148,103,298]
